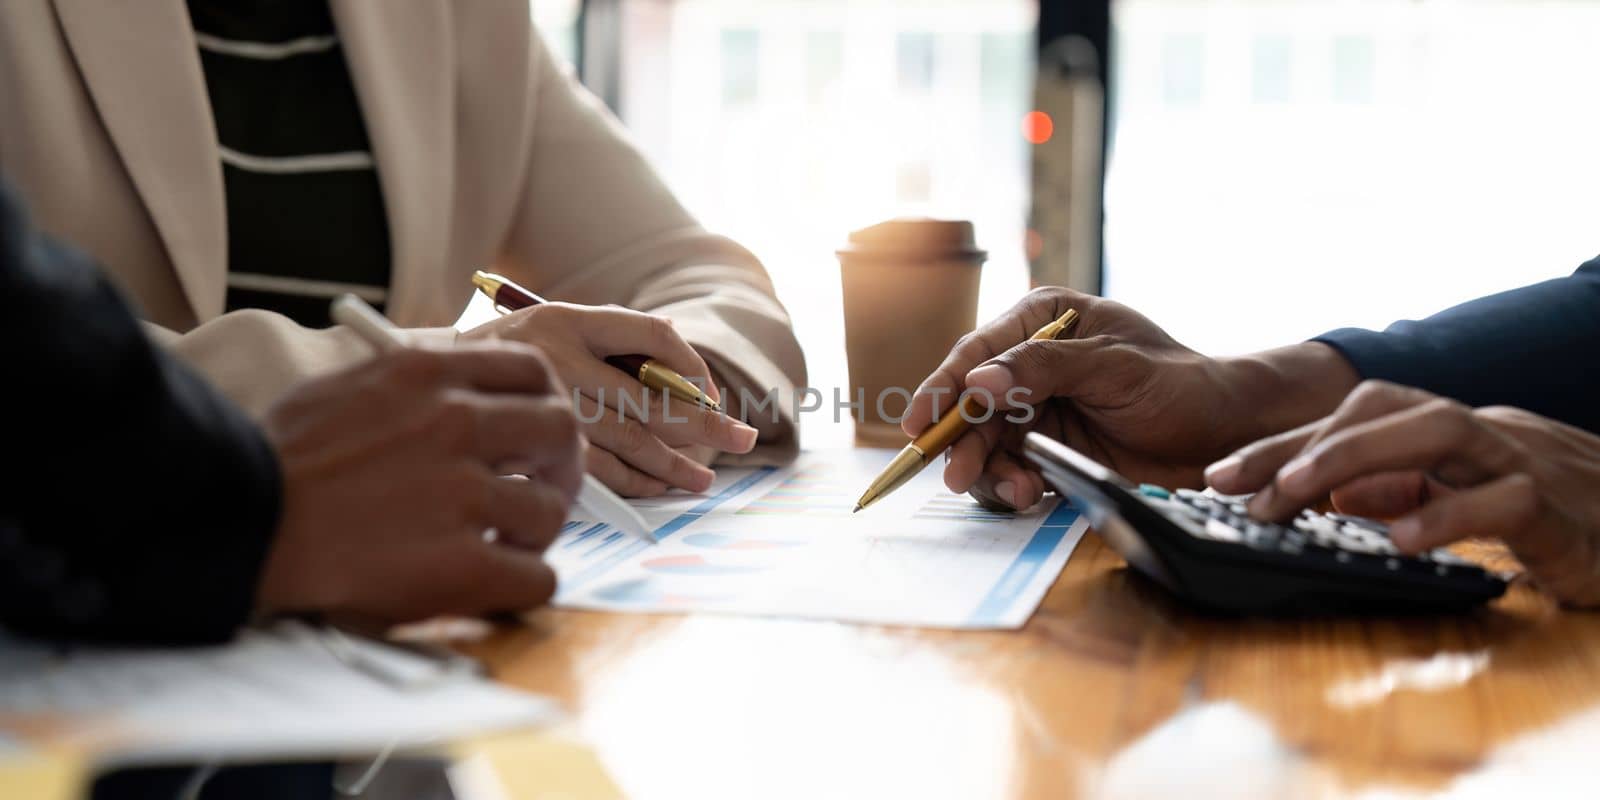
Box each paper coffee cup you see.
[838,219,986,445]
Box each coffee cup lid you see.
[837,218,987,263]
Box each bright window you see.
[532,0,582,68]
[610,0,1038,400]
[1106,0,1600,356]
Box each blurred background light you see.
[1106,0,1600,355]
[1022,110,1055,145]
[533,0,1600,370]
[587,0,1037,416]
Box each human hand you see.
[464,303,757,496]
[1207,380,1600,607]
[903,287,1358,510]
[253,342,583,624]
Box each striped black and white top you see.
[186,0,391,329]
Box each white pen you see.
[330,295,657,545]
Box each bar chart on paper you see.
[735,466,858,517]
[545,450,1088,629]
[914,495,1019,523]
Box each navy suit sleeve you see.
[1314,257,1600,433]
[0,183,282,645]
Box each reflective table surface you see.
[463,533,1598,799]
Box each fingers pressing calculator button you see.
[1022,434,1508,614]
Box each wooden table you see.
[461,529,1600,799]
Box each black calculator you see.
[1023,432,1509,615]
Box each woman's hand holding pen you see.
[463,303,759,496]
[905,287,1360,510]
[1206,380,1600,608]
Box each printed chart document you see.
[549,449,1088,629]
[0,622,560,769]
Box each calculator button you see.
[1138,484,1171,499]
[1428,550,1473,567]
[1144,495,1208,527]
[1201,518,1245,543]
[1205,489,1252,504]
[1332,526,1398,555]
[1337,538,1397,556]
[1330,513,1390,534]
[1293,516,1343,547]
[1168,502,1207,522]
[1243,522,1281,550]
[1340,523,1390,542]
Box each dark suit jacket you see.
[1317,257,1600,433]
[0,182,281,644]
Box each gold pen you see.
[471,270,723,413]
[853,308,1080,512]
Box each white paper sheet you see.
[549,449,1088,629]
[0,622,559,769]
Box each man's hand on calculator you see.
[1204,380,1600,608]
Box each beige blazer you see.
[0,0,805,452]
